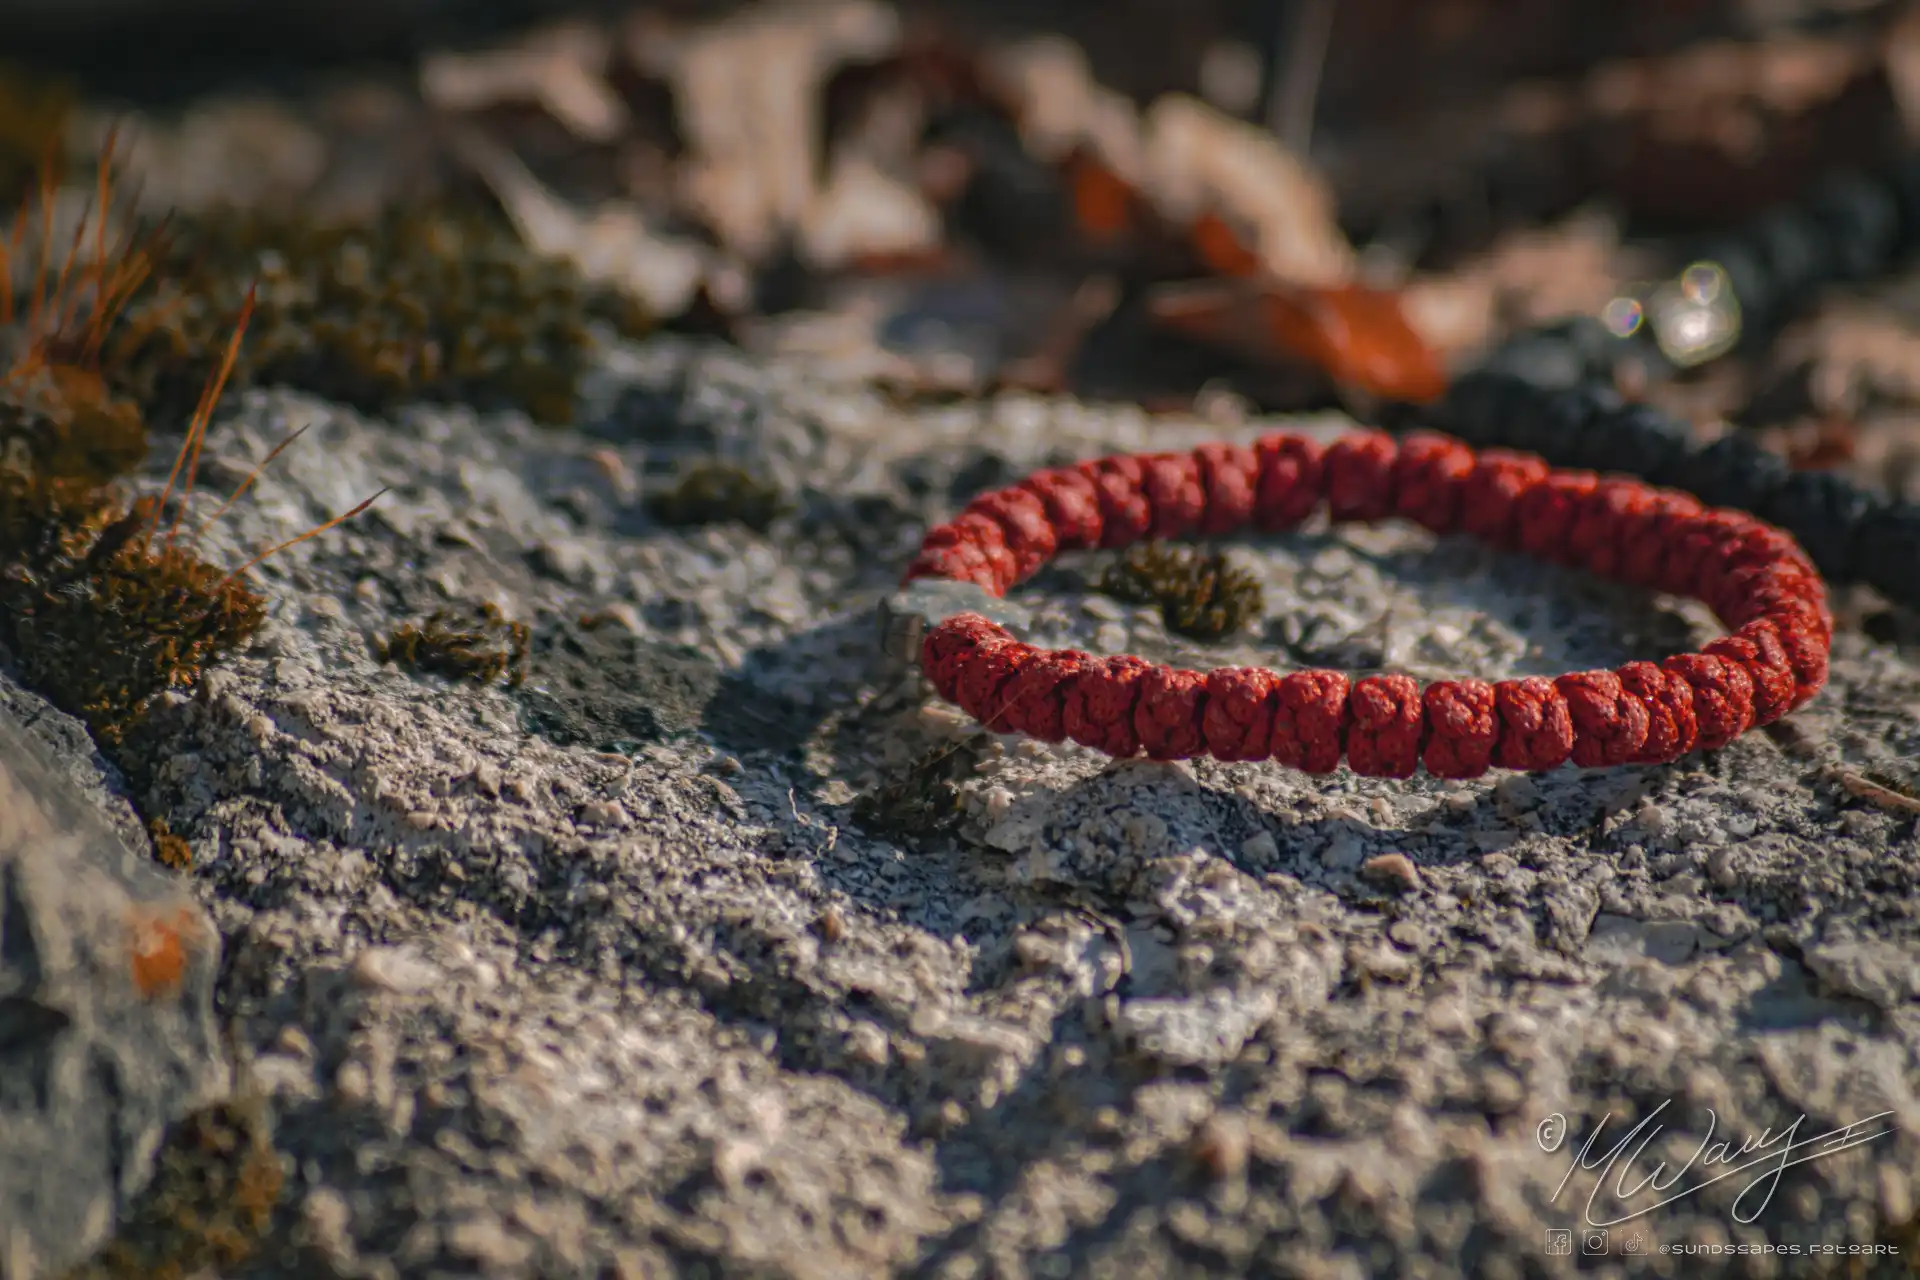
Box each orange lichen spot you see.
[127,904,201,998]
[148,815,192,869]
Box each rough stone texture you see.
[30,336,1920,1277]
[0,694,228,1280]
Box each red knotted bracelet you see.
[886,429,1832,778]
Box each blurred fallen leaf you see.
[986,37,1353,290]
[1149,276,1445,403]
[1140,94,1355,289]
[984,36,1146,182]
[629,0,901,261]
[798,151,941,271]
[449,126,734,319]
[420,21,629,143]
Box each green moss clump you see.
[647,461,791,532]
[377,600,530,686]
[0,141,376,847]
[0,363,149,487]
[66,1096,285,1280]
[853,737,983,841]
[101,204,654,426]
[0,370,268,745]
[1096,541,1263,641]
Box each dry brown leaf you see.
[984,36,1147,181]
[986,38,1353,288]
[797,153,941,270]
[1140,95,1354,288]
[629,0,901,261]
[449,127,733,319]
[420,21,628,143]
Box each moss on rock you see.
[102,203,653,426]
[65,1095,285,1280]
[647,460,791,532]
[1095,540,1263,641]
[377,600,531,686]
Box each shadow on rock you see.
[508,612,879,759]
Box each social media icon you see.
[1583,1229,1609,1255]
[1545,1229,1573,1256]
[1624,1234,1645,1255]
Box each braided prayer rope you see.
[902,430,1833,777]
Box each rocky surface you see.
[0,689,228,1279]
[9,334,1920,1277]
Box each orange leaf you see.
[1150,277,1447,404]
[1067,151,1137,243]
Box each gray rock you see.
[1118,988,1278,1067]
[20,343,1920,1278]
[1803,938,1920,1008]
[0,697,227,1280]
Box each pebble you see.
[846,1021,889,1065]
[1321,829,1366,870]
[352,946,442,995]
[1387,920,1427,950]
[1841,810,1883,837]
[577,799,625,828]
[1360,852,1422,894]
[446,1217,533,1269]
[1494,775,1541,814]
[334,1059,372,1104]
[275,1025,316,1059]
[1190,1112,1251,1182]
[1240,831,1279,862]
[817,906,848,943]
[300,1188,355,1264]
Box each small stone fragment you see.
[1360,851,1422,893]
[350,945,442,995]
[1190,1111,1251,1182]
